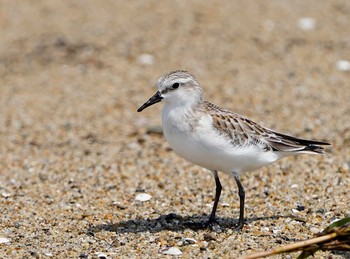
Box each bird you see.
[137,70,330,230]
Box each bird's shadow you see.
[88,213,289,234]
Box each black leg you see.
[206,170,222,226]
[234,175,245,230]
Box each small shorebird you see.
[137,70,329,230]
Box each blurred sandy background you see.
[0,1,349,258]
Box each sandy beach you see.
[1,1,349,258]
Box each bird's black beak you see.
[137,91,163,112]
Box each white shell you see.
[337,60,350,72]
[159,246,182,255]
[0,237,10,244]
[298,17,316,30]
[135,193,152,202]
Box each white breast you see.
[162,106,281,175]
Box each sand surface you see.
[1,1,349,258]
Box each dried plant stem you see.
[239,232,337,259]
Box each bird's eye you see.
[172,83,179,89]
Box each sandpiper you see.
[137,70,330,230]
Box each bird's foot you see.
[234,220,244,231]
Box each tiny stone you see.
[336,60,350,72]
[290,184,298,189]
[146,125,163,135]
[0,237,10,244]
[339,163,349,173]
[137,53,155,65]
[201,241,209,250]
[262,227,269,232]
[221,202,230,207]
[127,142,139,150]
[292,209,300,214]
[298,17,316,30]
[296,205,305,211]
[310,227,320,234]
[1,192,11,198]
[287,223,295,230]
[208,241,216,250]
[96,252,108,259]
[183,237,196,245]
[30,251,39,258]
[212,224,222,233]
[159,246,182,255]
[285,218,292,223]
[292,216,307,223]
[272,227,281,235]
[111,201,127,210]
[135,193,152,202]
[204,233,216,241]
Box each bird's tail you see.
[302,144,327,154]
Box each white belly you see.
[162,108,280,174]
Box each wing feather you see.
[202,101,330,153]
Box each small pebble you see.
[325,212,333,217]
[111,201,127,210]
[221,202,230,207]
[127,142,140,150]
[95,252,108,258]
[339,163,349,173]
[316,208,326,214]
[137,53,155,65]
[1,192,11,198]
[292,209,300,214]
[272,227,281,235]
[183,237,196,245]
[146,125,163,135]
[310,227,320,234]
[262,227,269,232]
[135,193,152,202]
[207,242,216,250]
[336,60,350,72]
[298,17,316,30]
[296,205,305,211]
[0,237,10,244]
[159,246,182,255]
[204,233,216,241]
[201,241,209,250]
[290,184,298,189]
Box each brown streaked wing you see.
[204,102,271,149]
[202,101,329,153]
